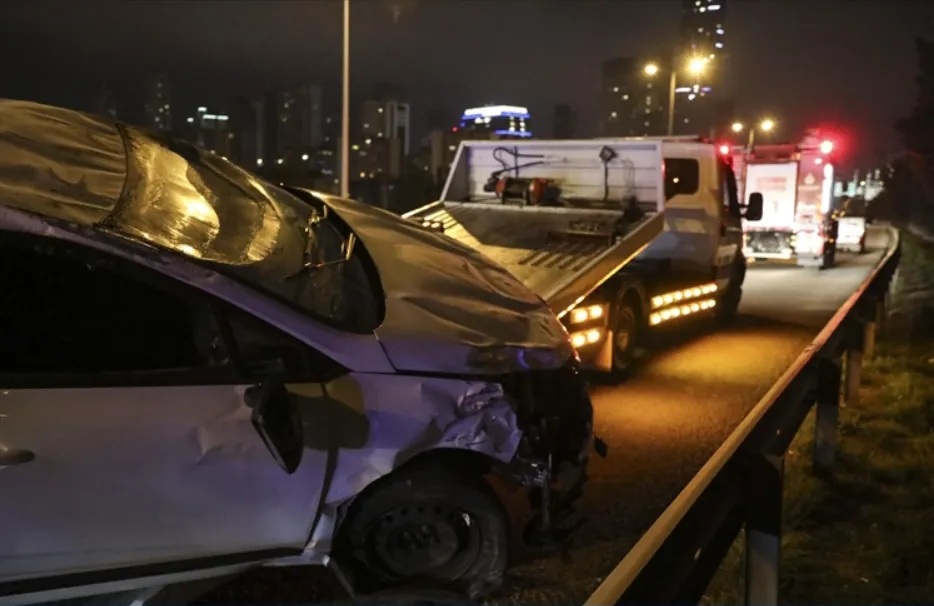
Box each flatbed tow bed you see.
[407,201,662,316]
[404,139,666,318]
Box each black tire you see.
[611,290,641,376]
[335,462,509,599]
[716,255,745,322]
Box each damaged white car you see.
[0,100,597,605]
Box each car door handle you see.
[0,448,35,467]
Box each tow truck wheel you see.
[335,462,509,599]
[611,291,641,375]
[716,256,745,323]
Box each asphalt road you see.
[198,227,891,605]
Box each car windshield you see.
[107,126,381,333]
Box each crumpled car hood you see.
[318,195,575,375]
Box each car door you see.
[0,232,327,599]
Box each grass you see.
[703,339,934,604]
[703,230,934,604]
[900,229,934,272]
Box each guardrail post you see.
[843,320,864,409]
[744,453,784,606]
[876,294,887,337]
[863,299,881,361]
[813,358,842,474]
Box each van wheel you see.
[612,291,641,375]
[335,463,509,600]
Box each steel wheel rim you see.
[367,504,480,579]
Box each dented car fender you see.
[263,371,524,562]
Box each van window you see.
[664,158,700,200]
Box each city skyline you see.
[4,0,932,172]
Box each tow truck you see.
[731,132,838,268]
[404,137,763,374]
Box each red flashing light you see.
[819,140,834,154]
[452,127,459,132]
[718,144,730,155]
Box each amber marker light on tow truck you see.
[570,304,605,324]
[570,328,602,349]
[647,282,719,326]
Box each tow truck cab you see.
[561,138,763,372]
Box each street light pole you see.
[340,0,351,198]
[667,69,677,136]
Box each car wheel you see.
[336,462,509,600]
[611,291,640,375]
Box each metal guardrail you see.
[585,227,902,606]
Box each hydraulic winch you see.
[483,175,562,206]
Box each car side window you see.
[0,233,227,377]
[220,305,347,383]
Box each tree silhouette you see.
[878,38,934,227]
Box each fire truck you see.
[731,132,838,268]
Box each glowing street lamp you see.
[732,118,776,148]
[644,56,710,136]
[688,56,708,75]
[748,118,776,147]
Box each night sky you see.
[3,0,933,171]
